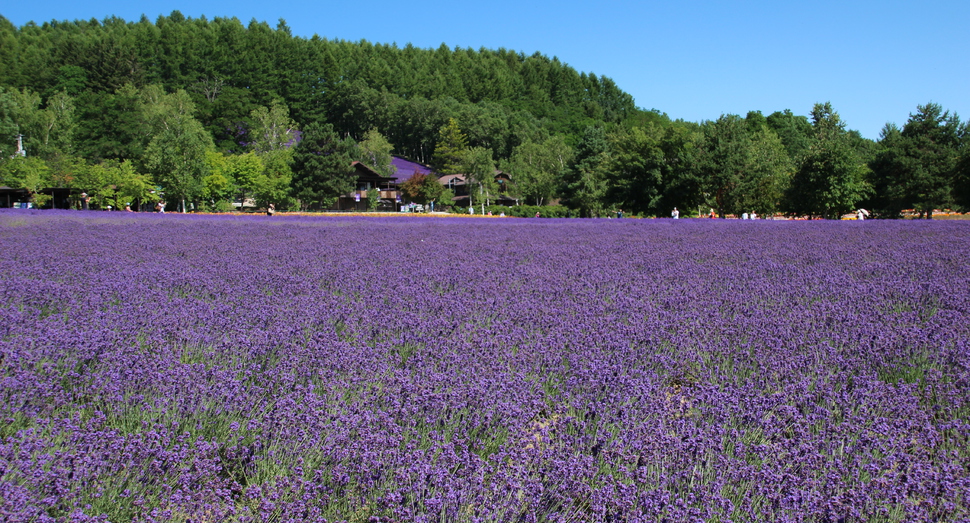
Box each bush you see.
[478,204,572,218]
[200,200,237,213]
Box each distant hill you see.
[0,11,644,159]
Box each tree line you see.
[0,12,967,217]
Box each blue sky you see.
[4,0,968,140]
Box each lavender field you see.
[1,211,968,523]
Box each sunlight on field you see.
[1,210,968,522]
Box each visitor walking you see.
[671,207,679,219]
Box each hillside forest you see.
[1,12,968,217]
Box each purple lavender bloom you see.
[0,210,968,522]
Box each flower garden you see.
[1,211,968,522]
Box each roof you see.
[391,156,434,181]
[352,161,397,182]
[438,174,467,186]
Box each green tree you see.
[698,115,790,217]
[432,117,468,174]
[366,187,381,211]
[139,87,214,211]
[142,123,212,211]
[204,151,264,208]
[110,160,156,210]
[869,103,964,218]
[744,124,792,216]
[357,128,396,178]
[505,135,571,206]
[74,159,155,210]
[37,90,77,157]
[606,125,666,215]
[0,87,41,158]
[249,100,299,153]
[462,146,498,211]
[785,103,870,219]
[955,133,970,210]
[563,126,610,217]
[657,124,705,216]
[399,172,445,206]
[1,14,645,166]
[0,87,79,159]
[0,88,22,157]
[456,101,512,158]
[202,150,239,210]
[252,148,294,209]
[73,85,146,162]
[290,122,356,210]
[0,156,51,206]
[766,109,813,163]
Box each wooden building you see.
[333,162,401,211]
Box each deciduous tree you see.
[357,128,396,178]
[462,146,498,211]
[139,86,214,210]
[505,136,571,206]
[785,103,870,219]
[399,172,444,206]
[698,115,790,217]
[0,156,50,206]
[252,148,294,209]
[249,100,298,153]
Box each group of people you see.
[80,192,138,212]
[74,196,282,215]
[670,207,760,219]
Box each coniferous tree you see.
[563,125,610,217]
[432,118,469,175]
[290,122,356,210]
[869,103,964,218]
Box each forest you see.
[0,11,968,217]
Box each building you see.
[439,170,517,207]
[0,187,75,209]
[333,161,400,211]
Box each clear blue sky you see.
[4,0,968,140]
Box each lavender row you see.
[1,210,968,522]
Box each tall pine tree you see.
[290,122,356,210]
